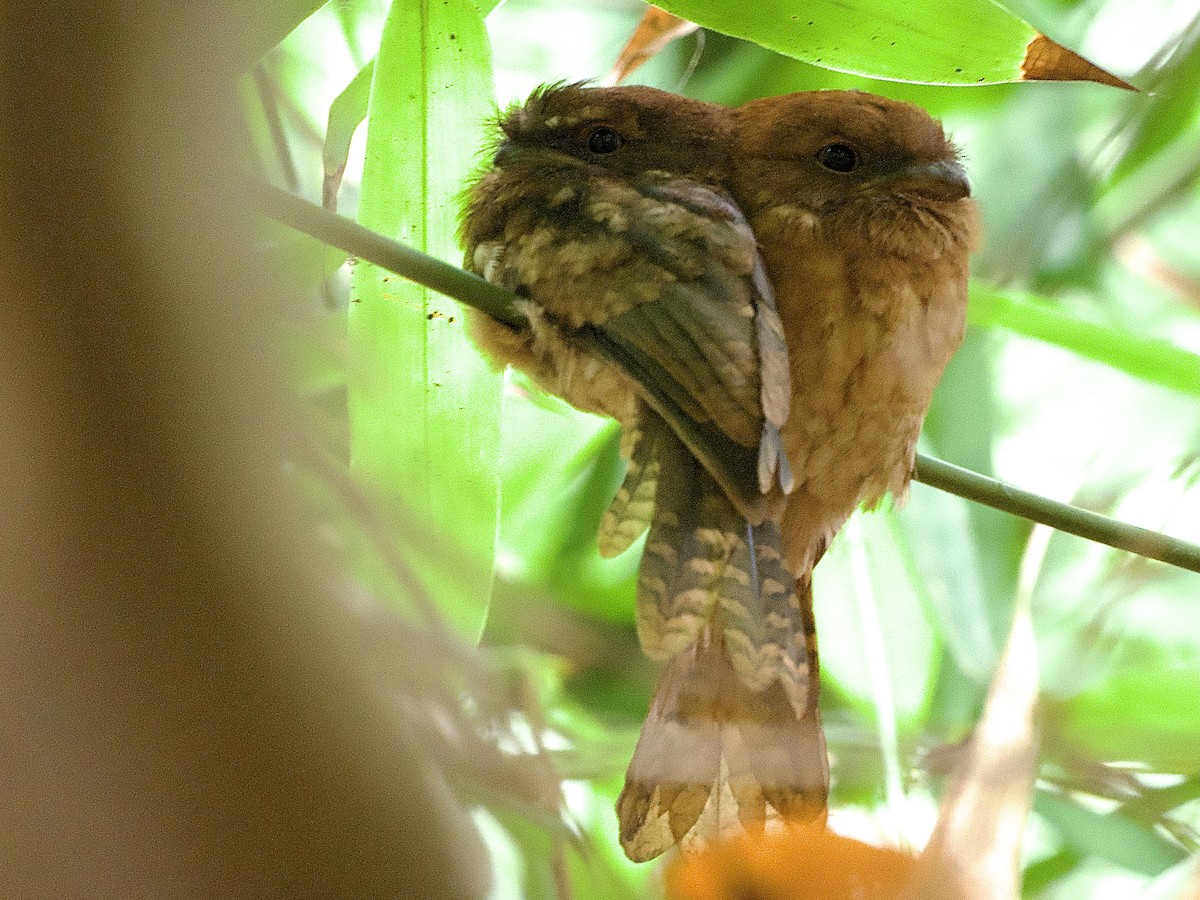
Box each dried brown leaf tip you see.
[609,6,698,84]
[1021,33,1138,90]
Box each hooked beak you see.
[886,158,971,201]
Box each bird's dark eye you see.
[817,143,859,173]
[585,125,625,155]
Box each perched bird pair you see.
[459,82,978,862]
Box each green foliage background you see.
[251,0,1200,896]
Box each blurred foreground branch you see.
[254,182,1200,575]
[1,8,488,899]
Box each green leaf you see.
[653,0,1037,85]
[1034,791,1189,877]
[968,285,1200,398]
[1131,857,1200,900]
[490,397,639,624]
[1063,654,1200,774]
[322,57,374,210]
[240,0,329,68]
[1021,849,1084,896]
[920,329,1027,633]
[899,481,1003,684]
[348,0,500,640]
[1106,28,1200,187]
[814,510,942,817]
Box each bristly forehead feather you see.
[499,81,601,137]
[498,82,726,146]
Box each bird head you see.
[487,82,734,184]
[729,91,976,255]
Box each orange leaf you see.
[1021,33,1137,90]
[609,6,698,85]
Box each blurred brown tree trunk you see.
[0,4,488,897]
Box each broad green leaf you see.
[349,0,499,640]
[317,3,498,211]
[969,285,1200,398]
[651,0,1130,87]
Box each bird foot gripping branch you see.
[460,82,978,861]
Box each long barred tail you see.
[617,577,828,862]
[614,420,829,861]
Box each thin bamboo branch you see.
[252,177,521,327]
[251,180,1200,576]
[915,456,1200,573]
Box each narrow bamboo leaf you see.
[968,286,1200,398]
[920,331,1026,639]
[493,400,640,624]
[323,57,374,211]
[550,424,626,559]
[240,0,329,68]
[1021,849,1083,896]
[349,0,499,640]
[900,481,1003,683]
[650,0,1130,87]
[1107,27,1200,187]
